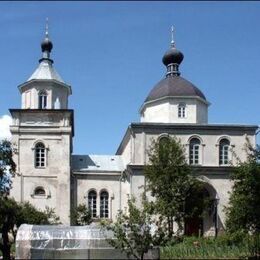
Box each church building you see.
[9,27,258,236]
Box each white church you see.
[9,28,258,236]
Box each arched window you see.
[88,190,97,218]
[159,136,169,147]
[35,142,46,168]
[38,91,47,109]
[100,191,109,218]
[34,187,46,196]
[159,135,170,148]
[219,139,230,165]
[159,136,170,165]
[178,103,186,118]
[189,138,201,165]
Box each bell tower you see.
[9,22,73,224]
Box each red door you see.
[185,217,203,236]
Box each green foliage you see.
[0,140,16,195]
[102,195,162,260]
[225,138,260,234]
[0,197,59,259]
[16,202,60,226]
[0,140,16,176]
[161,234,260,259]
[44,206,61,224]
[144,136,205,238]
[185,181,212,219]
[71,203,92,226]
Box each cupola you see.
[140,27,210,124]
[18,19,72,110]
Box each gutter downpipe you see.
[119,171,123,211]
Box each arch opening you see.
[184,181,219,237]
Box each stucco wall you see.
[141,97,208,124]
[9,110,73,224]
[129,167,233,233]
[74,173,130,221]
[21,81,69,109]
[128,129,255,166]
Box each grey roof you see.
[72,155,125,172]
[27,59,65,83]
[129,122,258,131]
[145,76,206,103]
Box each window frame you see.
[35,142,46,168]
[88,190,97,218]
[31,186,50,199]
[189,138,201,165]
[219,139,230,166]
[178,103,186,118]
[38,90,48,109]
[100,190,109,219]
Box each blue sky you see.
[0,1,259,154]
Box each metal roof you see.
[72,155,125,172]
[27,59,65,83]
[144,76,206,103]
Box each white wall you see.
[127,130,254,166]
[75,173,130,221]
[9,110,73,224]
[20,81,70,109]
[140,97,208,124]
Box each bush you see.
[70,204,92,226]
[161,234,260,259]
[0,197,60,260]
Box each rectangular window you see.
[219,146,229,165]
[39,93,47,109]
[190,145,199,165]
[35,149,45,167]
[178,106,186,118]
[88,194,97,218]
[100,192,109,218]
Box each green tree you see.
[0,139,60,259]
[225,139,260,234]
[0,197,60,260]
[0,140,15,195]
[70,203,92,226]
[144,136,202,239]
[102,195,162,260]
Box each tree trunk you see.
[168,217,173,239]
[2,224,11,260]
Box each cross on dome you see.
[45,17,49,37]
[171,25,175,47]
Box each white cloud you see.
[0,115,12,140]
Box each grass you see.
[161,235,260,259]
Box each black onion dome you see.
[162,46,184,66]
[41,36,53,53]
[145,76,206,103]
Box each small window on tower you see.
[34,187,46,196]
[35,142,46,168]
[38,91,47,109]
[178,103,186,118]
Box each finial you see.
[40,17,53,63]
[171,25,175,47]
[45,17,49,37]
